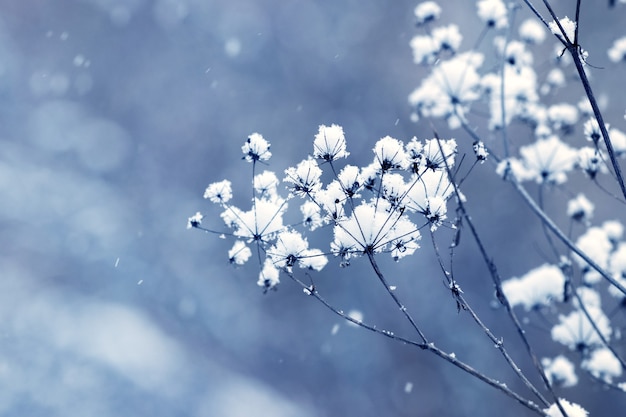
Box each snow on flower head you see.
[300,200,323,231]
[242,132,272,162]
[502,264,566,310]
[409,52,483,128]
[548,103,579,133]
[331,203,420,261]
[477,0,508,29]
[542,356,578,388]
[284,158,323,197]
[254,171,279,199]
[583,118,602,143]
[573,226,613,284]
[519,19,545,44]
[576,147,606,179]
[567,193,594,223]
[204,180,233,203]
[337,165,363,198]
[496,157,533,182]
[482,65,538,129]
[544,399,588,417]
[519,136,577,184]
[582,347,622,383]
[432,24,462,54]
[414,1,441,25]
[313,124,349,161]
[258,258,280,291]
[373,136,409,172]
[317,180,348,222]
[299,248,328,271]
[549,16,576,43]
[187,211,203,229]
[551,307,612,350]
[608,127,626,155]
[405,169,452,227]
[222,198,285,242]
[495,38,532,69]
[410,34,439,65]
[421,138,457,171]
[472,141,488,163]
[608,36,626,63]
[228,240,252,265]
[268,230,310,270]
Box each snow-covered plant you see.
[189,1,626,416]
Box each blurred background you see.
[1,0,626,416]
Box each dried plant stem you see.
[433,135,561,411]
[523,0,626,201]
[285,271,548,416]
[429,231,550,407]
[366,250,429,344]
[511,179,626,295]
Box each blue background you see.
[1,1,626,416]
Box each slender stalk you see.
[433,135,559,408]
[429,231,550,406]
[286,271,548,416]
[511,178,626,295]
[526,0,626,200]
[366,250,429,344]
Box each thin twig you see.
[511,178,626,296]
[285,271,548,416]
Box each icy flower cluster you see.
[285,128,459,266]
[189,132,328,291]
[189,127,459,288]
[502,216,626,387]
